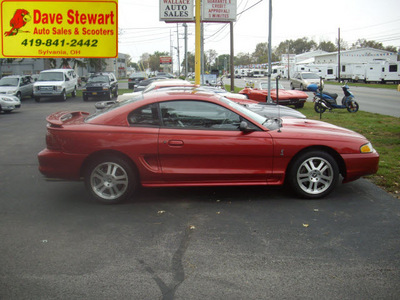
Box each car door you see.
[20,76,32,97]
[158,100,274,184]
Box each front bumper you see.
[342,151,380,183]
[83,90,110,98]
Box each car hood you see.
[280,118,366,141]
[246,103,306,119]
[0,86,18,92]
[34,81,63,86]
[117,91,142,102]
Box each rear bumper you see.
[342,151,380,183]
[38,149,86,180]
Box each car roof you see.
[40,69,74,73]
[1,75,24,78]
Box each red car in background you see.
[38,89,379,204]
[239,81,308,108]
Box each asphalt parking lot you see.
[1,96,399,299]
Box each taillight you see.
[46,130,62,151]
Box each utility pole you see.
[338,27,341,82]
[267,0,272,103]
[230,21,234,92]
[176,24,180,77]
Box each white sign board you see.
[159,0,195,22]
[202,0,237,22]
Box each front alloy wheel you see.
[288,151,339,198]
[85,156,137,204]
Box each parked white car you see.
[34,69,78,102]
[0,75,34,100]
[0,94,21,113]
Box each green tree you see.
[148,51,170,72]
[234,52,252,66]
[318,41,337,52]
[252,43,268,64]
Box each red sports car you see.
[239,82,308,108]
[38,89,379,204]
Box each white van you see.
[34,69,78,102]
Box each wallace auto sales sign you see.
[0,0,118,58]
[159,0,195,22]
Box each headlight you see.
[103,87,110,91]
[1,97,13,102]
[360,142,374,153]
[56,86,62,92]
[7,90,17,95]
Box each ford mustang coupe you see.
[239,82,308,108]
[38,89,379,204]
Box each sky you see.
[118,0,400,67]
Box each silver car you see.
[0,75,34,100]
[0,94,21,113]
[290,72,323,91]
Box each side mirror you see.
[239,121,255,133]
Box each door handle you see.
[167,140,184,147]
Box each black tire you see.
[60,90,67,101]
[71,87,77,97]
[84,155,137,204]
[83,95,89,101]
[346,101,359,113]
[295,103,304,109]
[290,83,295,90]
[16,92,22,100]
[288,151,339,199]
[314,101,326,113]
[114,88,118,98]
[34,97,40,103]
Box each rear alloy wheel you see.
[288,151,339,199]
[84,156,137,204]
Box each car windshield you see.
[88,75,109,83]
[38,72,64,81]
[302,73,320,79]
[0,77,19,86]
[260,82,284,90]
[130,72,146,78]
[218,97,268,126]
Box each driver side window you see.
[159,100,242,131]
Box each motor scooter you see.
[308,82,359,113]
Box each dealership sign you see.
[202,0,236,22]
[159,0,194,22]
[0,0,118,58]
[160,56,172,64]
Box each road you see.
[1,95,400,299]
[224,77,400,118]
